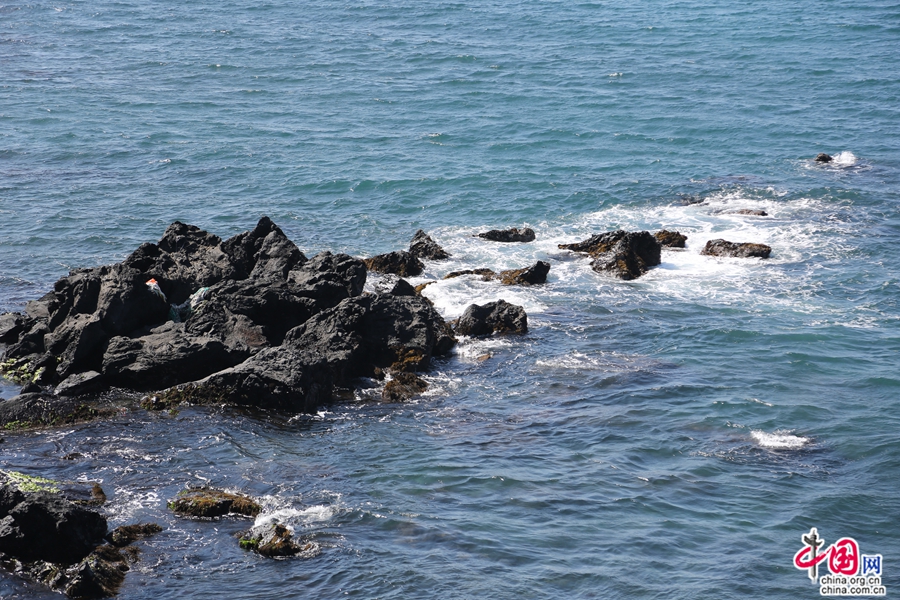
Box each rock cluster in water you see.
[0,473,161,598]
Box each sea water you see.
[1,0,899,597]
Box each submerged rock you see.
[559,230,661,280]
[476,227,536,243]
[815,153,833,163]
[454,300,528,336]
[363,251,424,277]
[168,488,261,518]
[701,239,772,258]
[107,523,163,547]
[730,209,768,216]
[443,268,496,281]
[498,261,550,286]
[382,372,429,401]
[409,230,450,260]
[654,230,687,248]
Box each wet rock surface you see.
[476,227,536,243]
[701,239,772,258]
[559,230,661,280]
[815,153,833,162]
[408,230,450,260]
[730,209,768,216]
[454,300,528,336]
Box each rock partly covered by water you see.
[454,300,528,336]
[701,239,772,258]
[0,482,107,564]
[0,475,162,598]
[815,153,833,163]
[476,227,536,243]
[239,522,319,558]
[0,218,458,421]
[168,488,261,518]
[559,230,661,280]
[498,261,550,286]
[408,230,450,260]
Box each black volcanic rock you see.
[701,239,772,258]
[815,153,833,163]
[477,227,536,243]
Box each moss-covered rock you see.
[168,488,260,518]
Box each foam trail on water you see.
[751,430,810,450]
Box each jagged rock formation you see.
[559,230,661,280]
[408,230,450,260]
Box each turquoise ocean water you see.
[2,0,900,597]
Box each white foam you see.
[831,151,858,166]
[253,504,335,528]
[751,429,810,450]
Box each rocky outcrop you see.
[654,230,687,248]
[559,230,661,280]
[815,153,833,163]
[0,483,107,564]
[476,227,535,243]
[454,300,528,337]
[1,217,323,392]
[701,239,772,258]
[363,251,424,277]
[498,261,550,286]
[408,230,450,260]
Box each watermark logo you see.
[794,527,886,596]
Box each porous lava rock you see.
[408,230,450,260]
[701,239,772,258]
[559,230,661,280]
[476,227,536,243]
[454,300,528,337]
[177,293,456,413]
